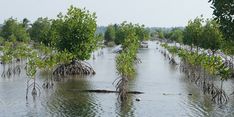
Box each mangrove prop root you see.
[42,82,54,89]
[169,58,177,65]
[53,60,96,76]
[1,65,21,78]
[42,74,54,89]
[26,79,41,100]
[178,58,229,104]
[13,65,21,76]
[159,47,229,104]
[113,77,129,102]
[134,57,142,64]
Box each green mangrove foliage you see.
[0,41,77,98]
[0,6,99,100]
[162,18,224,54]
[183,17,203,46]
[114,22,140,102]
[50,6,97,75]
[1,5,98,76]
[104,24,116,46]
[200,19,223,52]
[53,6,97,60]
[157,17,234,72]
[209,0,234,41]
[157,16,233,104]
[161,43,231,103]
[0,42,32,78]
[168,28,184,44]
[0,18,30,43]
[0,41,41,99]
[29,17,52,46]
[104,23,149,46]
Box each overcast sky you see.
[0,0,213,27]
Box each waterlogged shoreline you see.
[0,41,234,116]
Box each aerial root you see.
[53,60,96,77]
[177,58,229,104]
[26,79,41,100]
[114,76,129,102]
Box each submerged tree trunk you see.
[68,89,144,94]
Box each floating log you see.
[68,89,144,94]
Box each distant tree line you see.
[157,16,234,55]
[103,22,150,46]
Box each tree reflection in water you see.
[44,75,100,117]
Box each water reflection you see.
[116,96,135,117]
[180,76,215,117]
[115,76,137,117]
[44,75,102,117]
[2,41,234,116]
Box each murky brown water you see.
[1,41,234,117]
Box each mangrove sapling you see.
[0,42,32,78]
[114,23,140,102]
[12,43,28,75]
[25,52,41,100]
[114,46,128,99]
[41,52,58,89]
[117,77,129,101]
[167,46,178,65]
[213,63,232,104]
[160,43,174,63]
[162,43,231,104]
[0,42,14,78]
[115,53,133,102]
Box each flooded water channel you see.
[1,41,234,117]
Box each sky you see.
[0,0,214,27]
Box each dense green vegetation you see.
[114,22,141,101]
[209,0,234,42]
[0,18,30,42]
[156,15,233,104]
[0,6,98,99]
[208,0,234,55]
[158,17,226,54]
[52,6,97,60]
[29,17,52,46]
[104,23,150,46]
[104,24,116,46]
[160,43,230,103]
[0,1,233,105]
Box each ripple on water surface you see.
[1,42,234,117]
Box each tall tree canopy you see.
[183,17,203,47]
[135,24,150,42]
[200,20,223,52]
[104,25,116,44]
[53,6,97,60]
[209,0,234,41]
[0,18,30,42]
[114,22,149,45]
[169,28,184,43]
[29,17,52,46]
